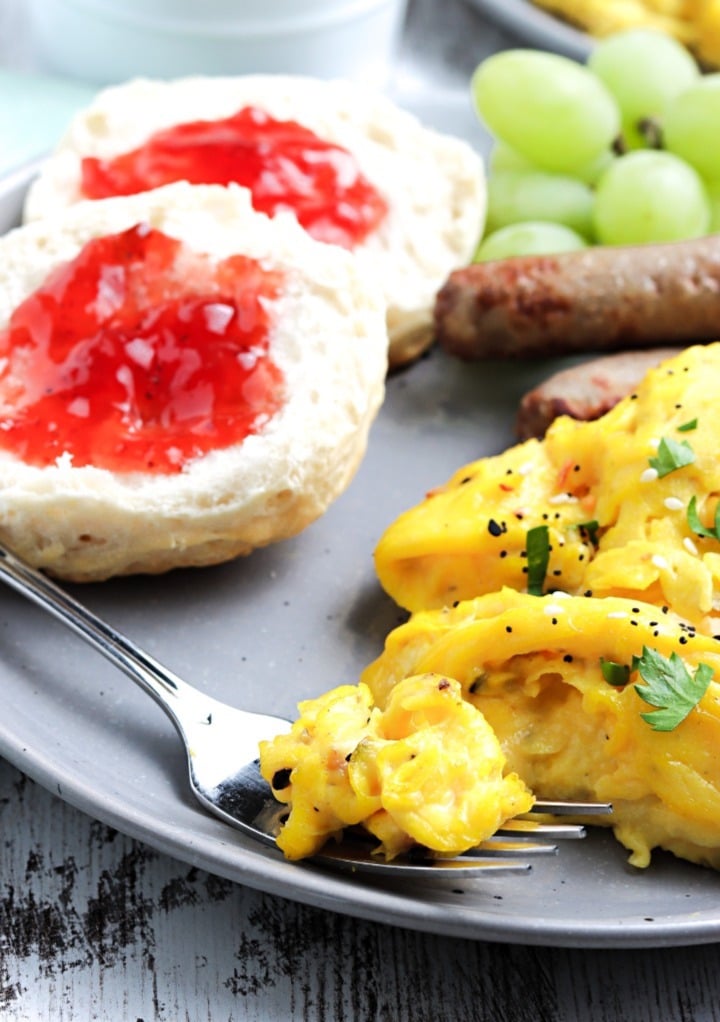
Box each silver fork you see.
[0,541,611,878]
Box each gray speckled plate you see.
[2,138,720,949]
[463,0,593,60]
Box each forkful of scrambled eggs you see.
[260,344,720,871]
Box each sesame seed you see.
[683,537,699,556]
[640,467,659,483]
[652,554,669,569]
[607,611,628,619]
[548,493,579,505]
[518,461,534,476]
[664,497,685,511]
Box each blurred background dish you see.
[27,0,408,88]
[462,0,592,60]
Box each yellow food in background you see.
[533,0,720,66]
[361,589,720,869]
[259,673,533,860]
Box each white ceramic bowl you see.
[28,0,408,87]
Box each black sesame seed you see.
[271,768,292,790]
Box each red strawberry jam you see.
[0,223,285,474]
[81,106,388,249]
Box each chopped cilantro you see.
[687,495,720,540]
[526,525,549,597]
[633,646,712,732]
[576,519,600,547]
[600,658,630,687]
[648,437,695,478]
[677,419,698,433]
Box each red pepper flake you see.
[557,458,575,489]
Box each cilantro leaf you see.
[526,525,549,597]
[648,437,695,478]
[600,658,630,687]
[687,495,720,540]
[677,419,698,433]
[576,519,600,547]
[633,646,713,732]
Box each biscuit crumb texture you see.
[0,182,388,581]
[23,75,486,368]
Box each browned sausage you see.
[515,348,683,440]
[434,236,720,360]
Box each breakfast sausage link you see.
[434,236,720,360]
[515,347,683,440]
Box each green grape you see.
[472,50,620,174]
[705,180,720,232]
[588,29,699,132]
[487,170,595,239]
[488,142,534,174]
[490,141,613,185]
[593,150,710,245]
[664,75,720,181]
[573,148,615,186]
[474,222,588,262]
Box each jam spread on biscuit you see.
[0,223,285,474]
[81,106,388,249]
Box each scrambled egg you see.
[259,673,533,860]
[532,0,720,66]
[361,590,720,869]
[376,344,720,632]
[261,344,720,867]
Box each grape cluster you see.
[471,30,719,261]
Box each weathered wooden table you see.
[1,1,720,1018]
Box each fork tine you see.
[531,798,613,815]
[497,819,587,840]
[307,798,615,876]
[313,844,535,877]
[463,837,557,857]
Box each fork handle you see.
[0,542,208,731]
